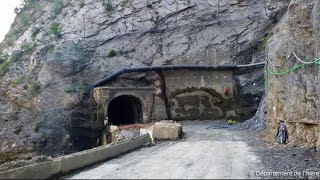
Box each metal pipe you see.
[91,63,265,88]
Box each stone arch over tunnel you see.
[107,95,143,125]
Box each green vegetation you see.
[80,0,85,8]
[227,119,237,125]
[146,0,153,8]
[107,49,117,57]
[14,125,22,134]
[10,76,26,87]
[262,34,270,49]
[31,27,41,38]
[34,118,41,133]
[14,0,37,14]
[9,113,19,121]
[0,51,25,76]
[65,84,91,94]
[0,53,7,64]
[102,0,114,12]
[0,60,12,76]
[11,50,24,62]
[21,42,36,55]
[50,22,61,37]
[121,0,130,6]
[28,81,41,95]
[20,13,30,27]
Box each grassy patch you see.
[14,0,37,14]
[80,0,85,8]
[28,81,41,95]
[11,50,24,62]
[31,27,41,38]
[21,42,36,55]
[102,0,114,12]
[121,0,130,6]
[0,60,13,76]
[20,13,31,27]
[262,34,270,49]
[34,117,41,133]
[50,22,61,37]
[0,50,23,76]
[107,49,117,57]
[65,84,91,94]
[10,76,26,87]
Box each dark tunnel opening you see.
[108,95,143,125]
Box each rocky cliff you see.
[0,0,289,159]
[266,0,320,148]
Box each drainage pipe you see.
[91,62,265,88]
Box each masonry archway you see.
[107,95,143,125]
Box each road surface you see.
[64,120,262,179]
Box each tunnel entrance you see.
[108,95,143,125]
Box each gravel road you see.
[64,120,262,179]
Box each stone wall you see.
[163,70,235,120]
[94,67,235,123]
[93,87,156,128]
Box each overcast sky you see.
[0,0,22,43]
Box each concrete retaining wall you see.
[0,135,150,179]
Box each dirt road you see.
[64,120,262,179]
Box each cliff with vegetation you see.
[0,0,290,159]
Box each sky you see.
[0,0,22,43]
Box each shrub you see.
[0,53,7,64]
[50,22,61,37]
[10,50,24,62]
[10,76,26,87]
[107,49,117,57]
[28,81,41,95]
[121,0,130,6]
[20,13,30,27]
[14,0,37,14]
[34,118,41,133]
[65,84,91,94]
[103,0,113,12]
[146,0,152,8]
[80,0,85,8]
[0,60,12,76]
[262,34,270,49]
[21,42,36,55]
[31,27,41,38]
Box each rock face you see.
[0,0,289,157]
[266,0,320,147]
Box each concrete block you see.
[0,159,61,179]
[0,135,150,179]
[61,135,150,173]
[152,120,182,140]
